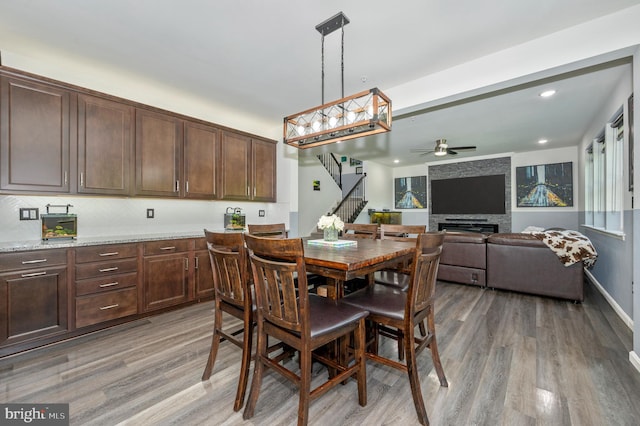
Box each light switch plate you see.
[19,208,39,220]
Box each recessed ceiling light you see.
[538,139,548,144]
[393,159,400,163]
[539,90,556,98]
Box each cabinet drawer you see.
[194,237,207,250]
[75,244,137,263]
[76,272,138,296]
[76,287,137,328]
[75,258,138,280]
[143,239,191,256]
[0,249,67,271]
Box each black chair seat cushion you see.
[308,294,369,338]
[342,284,406,321]
[374,270,410,291]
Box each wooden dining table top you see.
[303,238,414,283]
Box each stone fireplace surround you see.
[428,157,511,233]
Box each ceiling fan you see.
[410,139,477,156]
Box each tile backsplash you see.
[0,195,289,243]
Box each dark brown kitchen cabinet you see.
[0,249,69,348]
[194,238,214,299]
[0,75,71,193]
[142,239,192,312]
[219,131,276,201]
[77,94,134,195]
[183,121,219,199]
[135,109,183,197]
[74,243,138,328]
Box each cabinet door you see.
[184,121,218,199]
[0,76,71,192]
[77,94,134,195]
[143,254,190,311]
[219,131,251,200]
[0,266,69,347]
[194,249,214,299]
[135,109,182,197]
[252,138,277,202]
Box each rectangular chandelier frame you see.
[284,87,392,149]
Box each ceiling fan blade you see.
[419,151,434,156]
[448,146,476,151]
[447,149,459,155]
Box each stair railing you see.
[330,173,368,223]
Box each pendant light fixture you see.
[283,12,392,149]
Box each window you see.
[584,106,624,234]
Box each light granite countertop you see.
[0,230,233,253]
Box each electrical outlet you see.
[19,208,39,220]
[259,210,265,217]
[147,208,154,219]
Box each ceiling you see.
[0,1,637,167]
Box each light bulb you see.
[312,120,321,131]
[366,105,374,119]
[328,116,338,128]
[295,125,305,136]
[347,111,356,123]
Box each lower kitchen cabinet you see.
[74,243,139,328]
[0,249,69,348]
[142,239,192,312]
[194,238,214,299]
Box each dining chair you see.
[374,224,427,291]
[201,230,254,412]
[247,223,288,238]
[342,223,378,240]
[242,234,369,426]
[342,232,447,426]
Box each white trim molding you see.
[630,351,640,374]
[584,269,633,329]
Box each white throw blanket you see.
[531,229,597,268]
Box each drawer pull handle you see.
[22,259,47,264]
[21,271,47,278]
[99,304,119,310]
[99,252,119,257]
[99,267,119,273]
[160,246,176,251]
[99,282,119,288]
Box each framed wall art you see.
[394,175,427,209]
[516,161,573,207]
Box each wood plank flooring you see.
[2,279,640,425]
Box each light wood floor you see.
[2,280,640,425]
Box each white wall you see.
[297,160,342,236]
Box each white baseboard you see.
[584,269,633,330]
[630,351,640,374]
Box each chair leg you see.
[427,310,448,387]
[404,325,429,426]
[233,320,253,411]
[397,331,404,361]
[354,319,367,407]
[418,320,427,337]
[243,325,267,420]
[201,305,223,381]
[298,346,312,426]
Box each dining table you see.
[303,238,415,299]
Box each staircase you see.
[330,174,368,223]
[316,154,368,224]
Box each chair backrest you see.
[408,232,445,315]
[342,223,378,240]
[204,229,249,308]
[244,234,309,335]
[380,224,426,241]
[247,223,288,239]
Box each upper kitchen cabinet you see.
[77,94,135,195]
[135,108,183,197]
[0,75,71,193]
[219,131,276,202]
[183,121,219,199]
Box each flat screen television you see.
[431,174,506,214]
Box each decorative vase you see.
[323,227,339,242]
